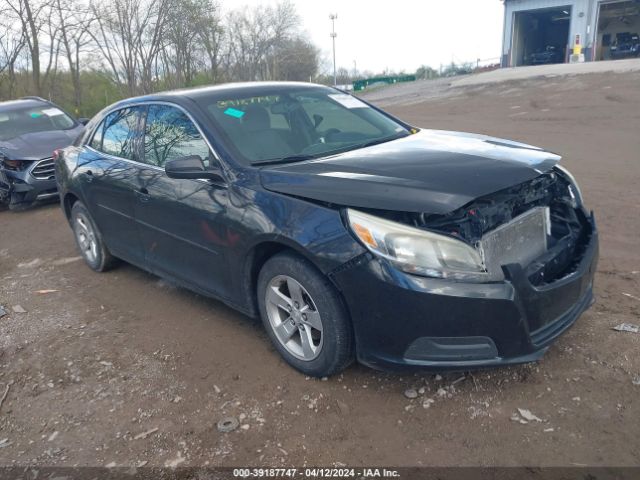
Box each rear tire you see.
[257,252,354,377]
[71,201,116,272]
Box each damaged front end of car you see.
[338,166,597,371]
[259,127,598,370]
[395,166,593,287]
[346,166,594,287]
[0,155,58,209]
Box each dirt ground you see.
[1,70,639,469]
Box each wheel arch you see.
[63,192,80,221]
[241,238,336,319]
[246,238,358,375]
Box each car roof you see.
[112,82,335,108]
[0,97,50,112]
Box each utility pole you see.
[329,13,338,86]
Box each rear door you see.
[80,107,144,265]
[133,103,232,298]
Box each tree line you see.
[0,0,320,115]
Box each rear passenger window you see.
[143,104,211,167]
[98,108,139,160]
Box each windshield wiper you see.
[251,154,318,166]
[353,133,408,150]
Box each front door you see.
[133,103,233,298]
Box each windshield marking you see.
[327,93,368,109]
[42,108,65,117]
[223,107,245,119]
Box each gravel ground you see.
[0,68,639,468]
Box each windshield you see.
[203,87,410,165]
[0,104,76,141]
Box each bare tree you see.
[159,0,203,87]
[90,0,170,95]
[1,0,323,110]
[271,37,318,81]
[193,0,224,83]
[4,0,55,95]
[41,8,62,96]
[225,0,300,81]
[53,0,94,111]
[0,11,26,97]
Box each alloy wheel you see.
[265,275,324,361]
[74,213,98,264]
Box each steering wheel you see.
[323,128,342,143]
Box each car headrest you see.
[242,105,270,132]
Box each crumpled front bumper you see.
[331,214,598,372]
[0,164,58,206]
[0,168,11,201]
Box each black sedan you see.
[529,45,563,65]
[55,82,598,377]
[610,32,640,59]
[0,97,86,210]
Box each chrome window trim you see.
[84,100,227,184]
[85,145,162,172]
[84,145,218,187]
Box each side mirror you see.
[165,155,224,182]
[78,117,90,126]
[313,114,324,129]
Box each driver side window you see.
[143,104,212,168]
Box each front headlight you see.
[347,209,488,281]
[554,165,583,205]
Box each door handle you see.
[136,187,150,203]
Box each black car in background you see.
[55,82,598,377]
[610,32,640,59]
[529,45,563,65]
[0,97,85,210]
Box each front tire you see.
[257,252,354,377]
[71,201,116,272]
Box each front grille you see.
[31,157,55,180]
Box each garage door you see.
[512,6,572,67]
[596,0,640,61]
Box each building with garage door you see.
[502,0,640,66]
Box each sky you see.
[240,0,505,74]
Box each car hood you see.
[0,127,83,161]
[259,129,561,215]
